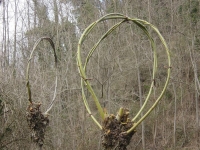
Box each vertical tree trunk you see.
[153,90,157,148]
[189,36,200,147]
[53,0,60,58]
[2,0,7,71]
[6,0,10,67]
[180,85,187,143]
[173,83,177,149]
[135,47,145,150]
[147,0,151,22]
[13,0,18,77]
[32,0,37,29]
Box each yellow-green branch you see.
[77,13,171,131]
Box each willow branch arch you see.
[77,13,171,135]
[26,37,58,115]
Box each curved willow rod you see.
[78,20,126,129]
[77,14,156,128]
[26,37,58,115]
[77,13,171,131]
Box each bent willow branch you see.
[77,13,171,148]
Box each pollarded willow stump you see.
[102,109,136,150]
[26,102,49,148]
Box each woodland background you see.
[0,0,200,149]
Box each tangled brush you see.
[26,102,49,148]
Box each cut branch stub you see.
[26,102,49,148]
[102,108,136,150]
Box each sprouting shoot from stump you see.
[77,13,171,149]
[26,37,58,148]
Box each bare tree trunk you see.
[173,83,177,149]
[135,47,145,150]
[6,0,10,67]
[180,84,187,144]
[13,0,18,77]
[33,0,37,29]
[2,0,7,71]
[189,36,200,147]
[53,0,61,64]
[147,0,151,22]
[153,90,157,148]
[107,68,111,113]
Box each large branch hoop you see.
[26,37,58,115]
[77,13,171,133]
